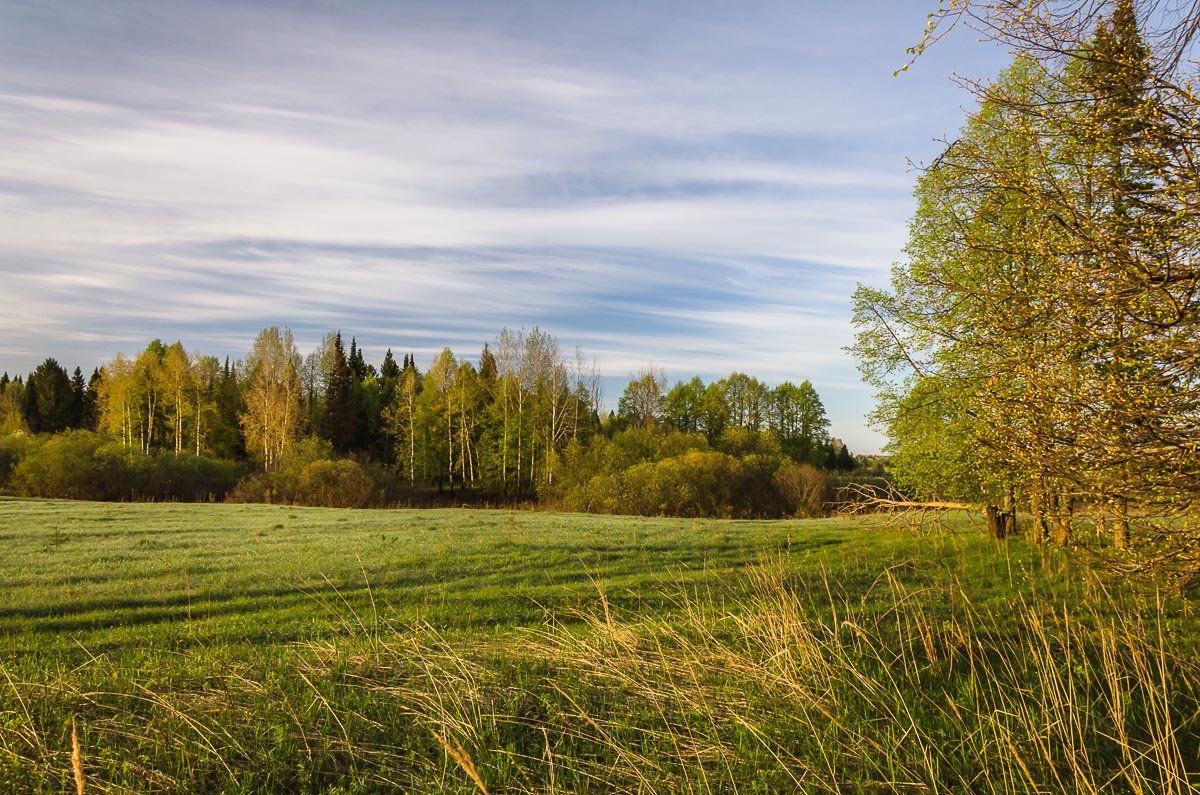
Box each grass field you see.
[1,497,1198,793]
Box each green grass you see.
[0,498,1197,793]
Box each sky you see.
[0,1,1012,453]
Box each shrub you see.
[12,431,128,500]
[0,433,29,489]
[9,431,238,501]
[129,452,241,502]
[773,463,828,518]
[228,437,394,508]
[607,451,746,518]
[296,459,374,508]
[602,427,708,472]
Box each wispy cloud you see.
[0,0,1011,451]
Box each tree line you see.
[0,326,859,517]
[853,0,1200,578]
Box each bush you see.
[129,452,241,502]
[296,459,375,508]
[773,463,828,518]
[0,433,29,490]
[565,451,749,518]
[228,437,392,508]
[10,431,238,501]
[12,432,128,499]
[602,427,708,472]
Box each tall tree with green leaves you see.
[385,363,422,487]
[857,3,1200,557]
[663,377,706,434]
[770,380,829,465]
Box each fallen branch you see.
[835,483,1012,538]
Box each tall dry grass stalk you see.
[70,718,84,795]
[432,729,489,794]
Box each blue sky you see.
[0,1,1010,452]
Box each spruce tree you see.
[478,343,498,383]
[84,368,102,430]
[348,337,367,381]
[23,358,74,433]
[380,349,400,381]
[70,366,87,428]
[324,332,353,452]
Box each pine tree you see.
[835,443,857,473]
[209,358,245,459]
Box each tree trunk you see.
[1112,497,1130,551]
[985,505,1014,539]
[985,505,1004,539]
[1029,482,1049,544]
[1050,490,1072,546]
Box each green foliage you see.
[662,376,705,433]
[0,433,29,488]
[9,328,841,519]
[9,430,239,501]
[603,451,748,517]
[616,367,665,429]
[23,358,76,433]
[559,434,790,518]
[0,380,27,435]
[228,436,393,508]
[323,331,354,453]
[854,4,1200,569]
[883,376,991,502]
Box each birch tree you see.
[240,327,302,472]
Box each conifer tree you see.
[23,358,74,433]
[70,367,87,429]
[324,332,353,453]
[478,343,498,384]
[209,357,245,459]
[380,349,400,381]
[82,368,102,430]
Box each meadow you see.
[1,497,1198,793]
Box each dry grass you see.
[71,718,84,795]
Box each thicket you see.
[7,431,239,502]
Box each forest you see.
[0,326,863,517]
